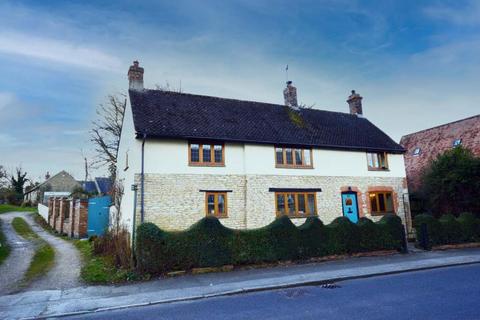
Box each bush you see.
[93,228,132,269]
[414,213,480,247]
[136,214,406,275]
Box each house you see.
[116,61,410,234]
[79,177,113,196]
[24,170,81,204]
[400,115,480,192]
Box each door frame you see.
[341,191,360,222]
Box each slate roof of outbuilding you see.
[129,89,405,153]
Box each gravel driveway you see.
[0,212,81,294]
[0,212,36,295]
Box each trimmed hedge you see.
[136,214,405,274]
[413,213,480,247]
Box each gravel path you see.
[0,212,36,295]
[0,212,82,294]
[22,214,81,291]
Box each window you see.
[369,191,394,215]
[413,148,421,156]
[205,192,228,218]
[453,139,462,147]
[189,143,224,166]
[275,192,317,217]
[367,152,388,170]
[275,147,313,168]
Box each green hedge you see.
[413,213,480,247]
[136,214,405,274]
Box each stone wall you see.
[136,173,408,231]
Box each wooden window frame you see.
[274,146,314,169]
[366,152,389,171]
[189,142,225,167]
[369,191,394,216]
[274,192,318,218]
[205,192,228,218]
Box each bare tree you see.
[90,94,127,179]
[0,165,7,188]
[155,80,182,93]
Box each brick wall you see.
[400,115,480,191]
[47,198,89,238]
[135,173,408,231]
[73,199,88,238]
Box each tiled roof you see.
[95,177,112,195]
[129,89,404,153]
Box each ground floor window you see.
[205,192,228,218]
[275,192,317,218]
[369,191,394,215]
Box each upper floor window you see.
[275,147,313,168]
[413,148,421,156]
[275,192,317,218]
[205,192,227,218]
[367,152,388,171]
[189,143,224,166]
[453,139,462,147]
[369,191,394,215]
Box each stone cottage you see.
[24,170,81,205]
[116,61,411,234]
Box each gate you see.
[87,196,111,237]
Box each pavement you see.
[65,264,480,320]
[1,247,480,319]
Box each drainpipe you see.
[141,132,147,223]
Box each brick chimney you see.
[128,60,144,90]
[347,90,363,116]
[283,81,299,110]
[45,171,50,180]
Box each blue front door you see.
[342,192,359,223]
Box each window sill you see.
[275,165,314,169]
[367,167,390,172]
[370,211,395,216]
[206,214,228,219]
[189,163,225,167]
[277,213,318,219]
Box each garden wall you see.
[136,214,405,274]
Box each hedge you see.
[413,212,480,247]
[136,214,405,274]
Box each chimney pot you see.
[283,81,298,110]
[347,89,363,116]
[128,60,144,90]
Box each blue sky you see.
[0,0,479,181]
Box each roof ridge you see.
[136,89,355,117]
[401,114,480,139]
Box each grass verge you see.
[12,217,39,240]
[11,217,55,285]
[0,220,10,265]
[74,240,143,284]
[0,204,37,214]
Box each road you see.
[67,264,480,320]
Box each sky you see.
[0,0,479,182]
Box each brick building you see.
[116,61,411,234]
[400,115,480,192]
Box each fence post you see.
[419,223,431,250]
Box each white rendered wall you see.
[140,139,406,178]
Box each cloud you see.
[424,1,480,26]
[0,92,15,111]
[0,31,123,72]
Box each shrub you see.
[439,214,463,244]
[137,214,406,275]
[377,214,405,250]
[298,217,327,258]
[413,214,443,246]
[324,217,360,254]
[93,228,132,269]
[457,212,480,242]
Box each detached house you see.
[117,61,410,234]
